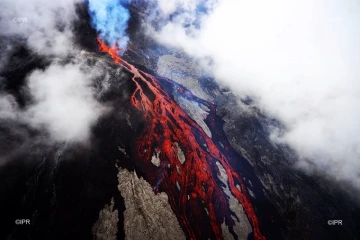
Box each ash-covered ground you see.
[0,2,359,240]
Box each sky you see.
[145,0,360,189]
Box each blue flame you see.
[88,0,131,52]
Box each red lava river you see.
[97,37,266,240]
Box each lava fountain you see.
[96,37,266,240]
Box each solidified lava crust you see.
[97,38,266,240]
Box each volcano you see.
[1,1,360,240]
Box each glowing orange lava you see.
[96,37,266,240]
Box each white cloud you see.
[0,94,19,120]
[25,62,104,142]
[146,0,360,188]
[155,0,197,16]
[0,0,81,56]
[0,0,106,143]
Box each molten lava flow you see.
[97,37,124,65]
[97,38,266,240]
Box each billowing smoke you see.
[145,0,360,189]
[0,0,106,143]
[88,0,132,52]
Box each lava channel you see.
[96,37,266,240]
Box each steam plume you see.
[88,0,132,52]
